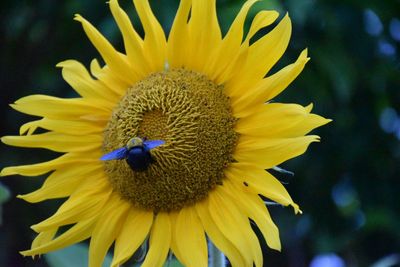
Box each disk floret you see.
[103,69,238,211]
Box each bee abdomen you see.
[126,147,153,171]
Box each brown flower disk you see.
[103,69,238,211]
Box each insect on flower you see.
[101,137,165,171]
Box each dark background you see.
[1,0,400,266]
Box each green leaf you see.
[45,243,112,267]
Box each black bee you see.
[100,137,165,171]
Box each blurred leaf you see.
[255,0,283,13]
[0,182,11,225]
[162,258,185,267]
[45,243,112,267]
[128,255,184,267]
[286,0,315,26]
[314,42,357,104]
[0,182,10,204]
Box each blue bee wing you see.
[100,147,128,161]
[143,140,165,150]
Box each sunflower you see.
[1,0,330,266]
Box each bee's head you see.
[126,137,144,149]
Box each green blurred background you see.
[1,0,399,266]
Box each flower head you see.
[1,0,330,266]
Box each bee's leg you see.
[271,166,294,176]
[269,166,295,184]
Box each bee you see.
[100,137,165,171]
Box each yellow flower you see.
[1,0,330,266]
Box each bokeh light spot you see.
[389,18,400,41]
[379,107,399,134]
[364,9,383,36]
[378,40,396,57]
[331,178,357,208]
[310,253,346,267]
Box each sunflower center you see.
[103,69,238,211]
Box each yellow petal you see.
[19,118,104,136]
[235,103,331,138]
[226,14,292,97]
[18,165,102,203]
[186,0,221,72]
[234,135,320,169]
[21,217,97,256]
[167,0,191,68]
[169,211,187,266]
[246,11,281,44]
[109,0,150,77]
[260,48,309,101]
[90,58,102,76]
[235,103,308,135]
[91,66,128,100]
[297,114,332,136]
[207,0,258,80]
[0,152,98,177]
[174,206,208,267]
[74,14,137,85]
[56,60,120,104]
[88,58,128,98]
[89,195,130,267]
[225,163,300,213]
[111,208,153,267]
[195,199,246,267]
[142,212,171,267]
[231,49,309,117]
[222,180,281,251]
[133,0,167,72]
[31,178,111,232]
[10,94,110,121]
[1,132,102,153]
[218,10,279,84]
[31,229,58,251]
[208,187,262,267]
